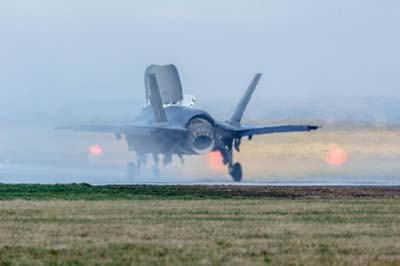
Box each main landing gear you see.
[220,141,243,182]
[229,162,243,182]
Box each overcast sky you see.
[1,0,399,124]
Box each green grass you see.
[1,185,400,265]
[1,184,399,200]
[1,199,400,265]
[0,183,237,200]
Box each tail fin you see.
[229,73,262,126]
[149,73,168,123]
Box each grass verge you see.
[0,184,400,200]
[1,199,400,265]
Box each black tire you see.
[127,162,137,179]
[230,163,242,182]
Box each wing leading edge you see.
[56,124,186,137]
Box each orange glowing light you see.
[207,151,225,172]
[325,144,347,166]
[89,144,103,156]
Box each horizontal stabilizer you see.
[237,124,319,137]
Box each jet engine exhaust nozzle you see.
[185,118,214,154]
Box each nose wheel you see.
[127,153,163,179]
[229,162,242,182]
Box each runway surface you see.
[1,176,400,186]
[1,163,399,186]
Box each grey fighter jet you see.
[59,64,318,182]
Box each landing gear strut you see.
[127,153,147,179]
[220,141,243,182]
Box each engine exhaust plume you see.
[207,150,225,173]
[325,144,347,166]
[89,144,103,156]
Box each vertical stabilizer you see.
[229,73,262,126]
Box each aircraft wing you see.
[236,125,319,137]
[56,124,187,137]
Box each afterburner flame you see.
[207,151,225,172]
[89,144,103,156]
[325,144,347,166]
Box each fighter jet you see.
[59,64,318,182]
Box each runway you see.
[93,179,400,186]
[1,162,399,186]
[1,175,400,186]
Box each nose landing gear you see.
[126,153,161,179]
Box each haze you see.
[0,0,399,182]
